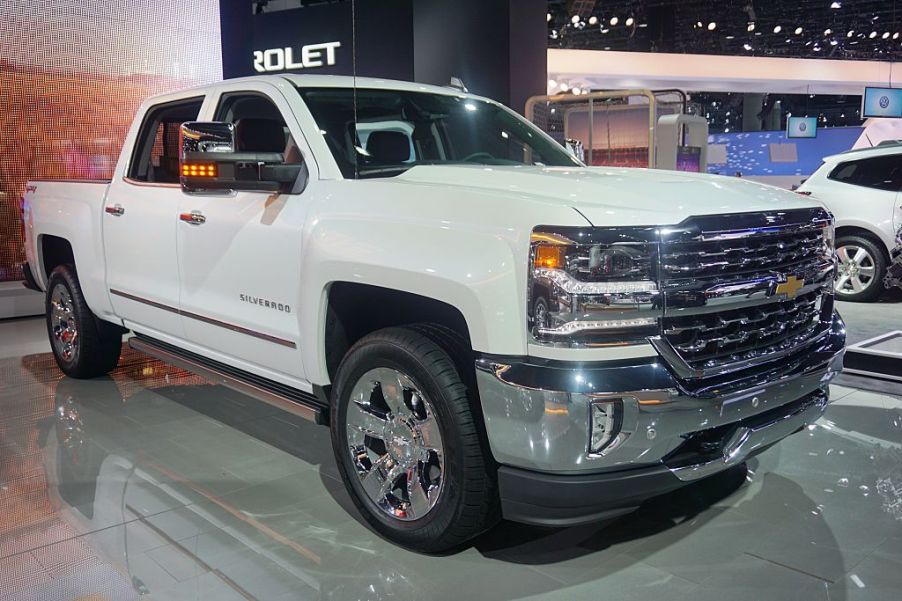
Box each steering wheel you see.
[461,152,496,163]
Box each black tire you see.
[834,235,887,303]
[46,264,123,378]
[330,325,498,552]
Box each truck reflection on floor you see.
[41,353,416,601]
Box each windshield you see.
[296,87,581,178]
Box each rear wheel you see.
[834,235,886,302]
[330,325,497,552]
[46,265,123,378]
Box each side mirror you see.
[179,121,303,193]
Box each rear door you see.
[175,81,315,381]
[104,96,208,337]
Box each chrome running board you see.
[129,335,324,424]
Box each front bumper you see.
[474,312,845,526]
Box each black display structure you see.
[218,0,547,114]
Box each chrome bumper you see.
[474,312,845,477]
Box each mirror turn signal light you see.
[534,244,566,269]
[181,163,218,178]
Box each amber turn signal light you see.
[180,163,218,177]
[534,245,566,269]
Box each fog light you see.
[588,399,625,456]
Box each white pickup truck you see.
[22,74,845,552]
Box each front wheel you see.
[834,235,887,302]
[330,326,498,552]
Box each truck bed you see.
[23,178,113,317]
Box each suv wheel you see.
[330,325,497,552]
[834,235,886,302]
[46,265,123,378]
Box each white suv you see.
[797,143,902,302]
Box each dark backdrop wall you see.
[219,0,547,113]
[0,0,223,283]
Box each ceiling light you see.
[625,17,635,27]
[795,26,803,35]
[847,30,854,37]
[571,15,580,24]
[547,12,552,22]
[830,39,838,45]
[773,25,782,33]
[696,21,703,28]
[743,43,753,50]
[747,22,756,32]
[548,79,557,88]
[869,31,877,38]
[726,35,735,40]
[610,16,619,26]
[560,83,569,92]
[550,29,559,39]
[824,28,832,35]
[831,1,842,7]
[882,32,890,39]
[601,28,610,34]
[894,32,900,40]
[813,45,822,51]
[708,22,717,31]
[588,15,598,25]
[572,87,582,95]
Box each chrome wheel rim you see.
[346,367,445,521]
[835,244,877,295]
[50,284,79,362]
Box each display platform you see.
[844,330,902,383]
[0,280,43,319]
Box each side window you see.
[215,93,301,163]
[128,98,204,183]
[828,161,859,184]
[828,156,902,192]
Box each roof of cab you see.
[282,74,470,96]
[141,74,481,107]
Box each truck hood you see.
[396,165,821,227]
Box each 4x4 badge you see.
[775,276,805,299]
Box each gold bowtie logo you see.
[775,276,805,299]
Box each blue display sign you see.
[862,87,902,118]
[786,116,818,139]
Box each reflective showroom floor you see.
[1,315,901,601]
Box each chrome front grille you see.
[663,290,822,371]
[657,208,834,378]
[661,223,826,280]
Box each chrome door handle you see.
[179,210,206,225]
[105,204,125,216]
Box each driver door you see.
[175,83,313,382]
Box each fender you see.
[299,220,526,386]
[26,180,116,320]
[835,217,895,254]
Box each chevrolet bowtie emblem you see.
[775,276,805,299]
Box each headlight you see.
[528,227,662,345]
